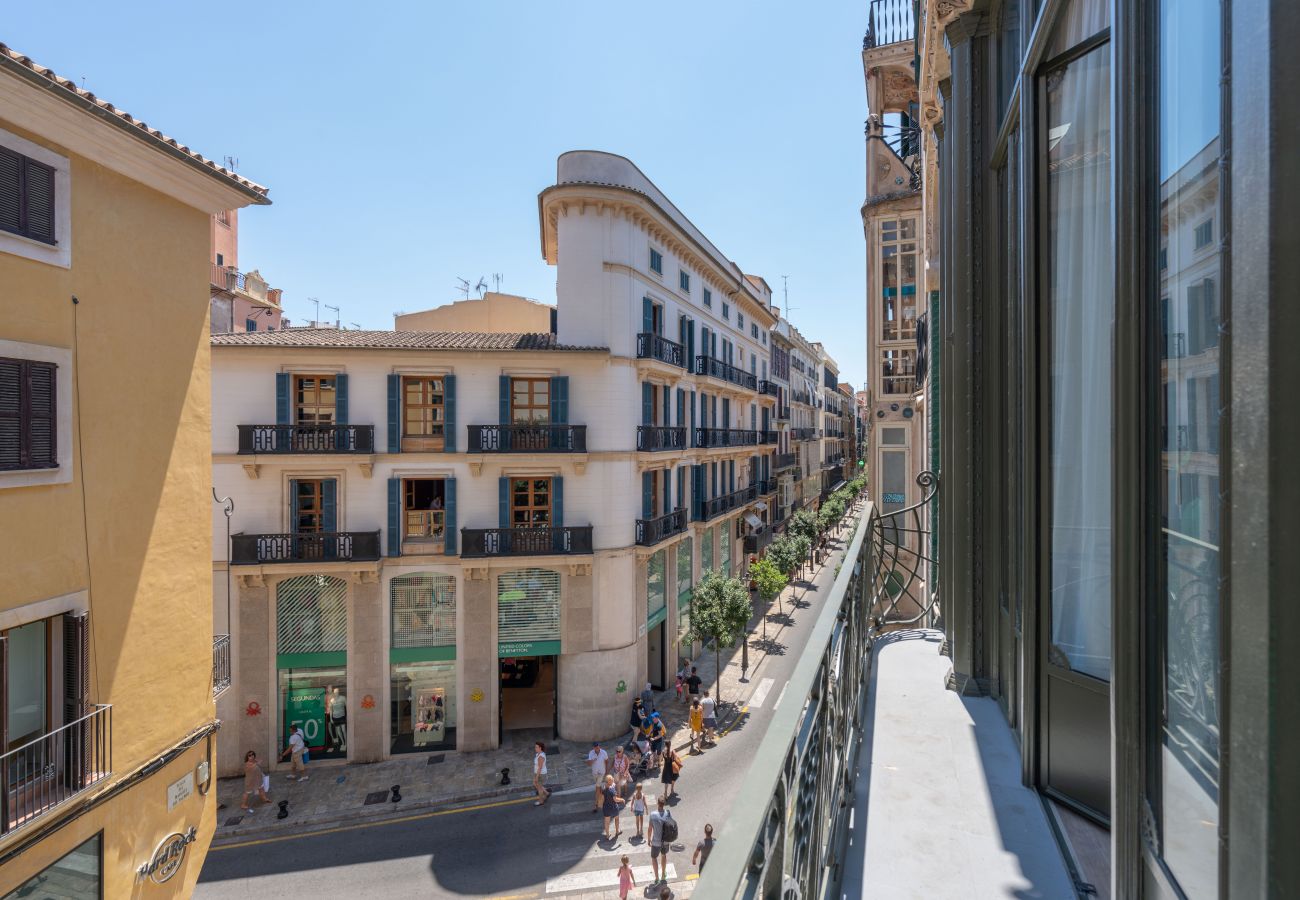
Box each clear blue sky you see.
[8,1,869,384]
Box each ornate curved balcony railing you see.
[238,424,374,454]
[637,332,685,368]
[467,424,587,453]
[637,425,687,451]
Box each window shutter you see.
[387,478,401,556]
[63,612,89,789]
[643,297,654,335]
[642,382,653,426]
[550,376,569,424]
[643,471,653,519]
[689,391,696,448]
[387,374,400,452]
[662,385,670,427]
[276,372,291,426]
[322,479,337,532]
[676,389,685,432]
[677,465,686,510]
[1187,283,1203,355]
[335,374,349,425]
[499,477,509,528]
[289,479,300,531]
[692,465,703,520]
[553,476,564,528]
[28,362,54,466]
[1203,278,1218,349]
[23,157,55,244]
[0,358,19,469]
[687,320,696,365]
[0,147,20,234]
[663,467,672,513]
[444,374,457,452]
[444,478,458,555]
[499,376,511,425]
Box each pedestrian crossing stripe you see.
[545,863,677,894]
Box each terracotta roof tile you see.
[210,328,607,352]
[0,43,269,201]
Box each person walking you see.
[601,773,626,840]
[617,855,636,900]
[240,751,269,812]
[688,699,704,753]
[629,697,647,744]
[641,681,656,714]
[631,783,648,839]
[693,823,715,873]
[611,744,631,796]
[647,713,667,768]
[587,741,610,813]
[533,741,551,806]
[647,796,674,885]
[700,690,718,745]
[685,666,702,699]
[674,667,685,703]
[279,725,308,781]
[660,745,681,801]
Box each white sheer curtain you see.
[1047,43,1113,682]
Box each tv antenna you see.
[350,322,362,330]
[455,278,471,300]
[223,155,239,172]
[492,273,503,293]
[782,275,800,325]
[324,304,340,328]
[308,297,320,325]
[474,277,489,298]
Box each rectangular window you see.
[1194,219,1213,250]
[0,357,57,471]
[703,288,712,307]
[762,331,767,345]
[737,312,744,330]
[5,619,48,751]
[648,549,667,621]
[0,145,57,245]
[510,378,551,424]
[880,217,919,342]
[403,376,445,446]
[4,833,100,898]
[752,323,759,339]
[246,318,258,332]
[679,270,690,292]
[295,479,326,533]
[722,302,730,320]
[880,348,916,395]
[649,248,663,274]
[511,477,552,526]
[403,478,447,546]
[701,526,714,573]
[294,375,336,425]
[677,536,693,604]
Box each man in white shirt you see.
[587,741,609,812]
[279,725,309,781]
[700,691,718,744]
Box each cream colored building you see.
[395,292,553,334]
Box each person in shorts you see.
[587,741,609,813]
[693,823,716,872]
[686,666,702,698]
[648,796,673,884]
[648,713,667,768]
[279,725,308,781]
[688,698,704,753]
[700,690,718,744]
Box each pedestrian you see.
[631,783,648,838]
[240,750,269,811]
[648,712,667,768]
[629,697,646,743]
[612,744,631,795]
[693,823,715,873]
[602,773,626,840]
[701,690,718,745]
[648,796,674,885]
[618,855,636,900]
[661,745,681,801]
[688,699,704,753]
[686,666,702,698]
[533,741,551,806]
[641,681,656,714]
[587,741,610,813]
[279,725,308,781]
[674,668,685,703]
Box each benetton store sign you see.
[498,640,561,657]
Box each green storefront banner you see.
[647,605,668,630]
[285,684,326,750]
[497,640,562,658]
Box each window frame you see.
[294,478,327,533]
[402,375,446,448]
[649,247,664,275]
[509,377,551,424]
[402,478,447,549]
[679,269,691,293]
[510,476,553,527]
[0,127,71,268]
[0,355,58,473]
[703,288,712,307]
[294,374,337,426]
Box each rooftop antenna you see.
[350,322,362,330]
[308,297,320,326]
[474,277,489,298]
[455,278,471,300]
[223,155,239,172]
[492,273,503,293]
[782,275,800,326]
[324,303,340,328]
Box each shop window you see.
[276,574,347,656]
[648,549,667,622]
[3,833,100,897]
[676,536,693,605]
[294,375,336,425]
[276,575,348,759]
[701,525,714,574]
[391,573,456,650]
[390,660,455,753]
[497,568,561,652]
[718,521,731,575]
[402,376,445,450]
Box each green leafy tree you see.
[767,535,799,582]
[749,555,789,619]
[686,570,753,691]
[790,508,817,545]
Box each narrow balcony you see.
[213,634,232,697]
[1,704,112,837]
[743,528,775,555]
[775,452,797,470]
[467,424,587,453]
[637,425,687,452]
[760,430,778,444]
[755,478,777,495]
[238,424,375,454]
[792,390,812,405]
[792,427,817,440]
[636,508,687,546]
[862,0,915,50]
[775,405,791,422]
[230,531,382,564]
[460,525,593,558]
[695,355,727,381]
[636,332,685,368]
[728,365,758,391]
[758,379,780,398]
[695,427,759,448]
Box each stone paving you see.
[214,506,865,843]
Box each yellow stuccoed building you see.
[0,45,268,896]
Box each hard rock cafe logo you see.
[138,827,197,884]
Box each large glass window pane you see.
[3,833,100,899]
[1046,40,1113,682]
[648,549,667,620]
[6,619,46,749]
[390,660,455,753]
[278,666,348,759]
[1156,0,1221,894]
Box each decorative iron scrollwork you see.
[867,470,939,629]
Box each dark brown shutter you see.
[63,612,89,790]
[0,358,19,470]
[22,158,55,244]
[26,361,55,468]
[0,146,20,234]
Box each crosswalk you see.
[537,787,693,896]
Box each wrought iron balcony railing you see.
[460,525,593,558]
[695,428,760,448]
[636,508,688,546]
[695,355,727,380]
[230,531,382,564]
[792,390,812,405]
[467,423,587,453]
[238,424,375,454]
[760,430,778,445]
[637,332,686,368]
[1,704,112,836]
[758,379,780,398]
[637,425,687,452]
[776,405,791,421]
[756,478,777,495]
[729,365,759,391]
[775,452,797,470]
[213,634,232,697]
[863,0,915,50]
[792,427,817,440]
[743,528,775,555]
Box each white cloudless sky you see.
[7,0,871,383]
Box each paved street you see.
[197,514,863,899]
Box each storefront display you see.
[278,666,348,759]
[390,661,456,752]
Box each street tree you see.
[749,555,789,623]
[686,570,753,695]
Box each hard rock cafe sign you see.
[138,827,197,884]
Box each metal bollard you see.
[500,767,511,785]
[277,800,289,819]
[391,784,402,803]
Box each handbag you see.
[262,774,271,792]
[671,754,682,774]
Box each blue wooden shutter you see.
[729,461,736,493]
[444,478,457,555]
[687,319,695,365]
[663,468,671,512]
[289,479,300,530]
[335,374,349,425]
[387,374,400,453]
[443,374,457,452]
[689,391,696,447]
[276,373,291,425]
[498,477,509,528]
[553,476,564,528]
[692,465,703,520]
[643,472,653,519]
[322,479,337,532]
[387,478,401,556]
[662,386,670,427]
[677,466,686,510]
[499,376,511,425]
[676,389,685,432]
[550,376,569,424]
[643,297,654,335]
[642,382,653,426]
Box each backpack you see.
[660,812,678,843]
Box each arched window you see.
[276,574,347,654]
[391,574,456,649]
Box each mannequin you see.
[326,686,347,753]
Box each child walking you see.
[631,783,648,839]
[618,855,636,900]
[688,698,704,753]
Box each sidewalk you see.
[212,505,866,845]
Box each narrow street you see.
[196,514,863,899]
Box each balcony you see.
[237,424,375,454]
[467,424,587,453]
[863,0,915,50]
[211,264,281,308]
[792,390,812,405]
[775,405,791,422]
[743,528,775,555]
[637,425,687,452]
[213,634,232,697]
[729,366,758,391]
[792,427,817,440]
[760,430,778,444]
[460,526,593,558]
[636,332,685,368]
[758,379,780,398]
[1,704,112,836]
[755,478,777,495]
[695,427,759,449]
[636,508,688,546]
[230,531,382,564]
[775,452,797,470]
[694,356,758,391]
